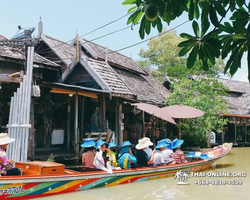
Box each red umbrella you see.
[161,105,204,118]
[132,103,176,125]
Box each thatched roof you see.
[74,37,148,76]
[217,78,250,94]
[39,33,88,66]
[114,68,169,103]
[59,57,135,98]
[0,35,59,68]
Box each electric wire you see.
[36,12,135,54]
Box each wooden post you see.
[101,95,106,131]
[234,123,237,144]
[118,104,123,145]
[80,96,85,141]
[245,123,247,143]
[115,98,119,144]
[74,93,79,154]
[178,119,182,139]
[142,111,145,139]
[67,97,71,150]
[28,97,35,159]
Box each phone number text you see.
[194,180,243,185]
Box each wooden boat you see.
[0,143,232,200]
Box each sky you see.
[0,0,248,82]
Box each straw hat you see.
[121,141,132,148]
[0,133,15,145]
[135,137,153,150]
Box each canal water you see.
[39,147,250,200]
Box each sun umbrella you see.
[132,103,176,137]
[161,105,204,119]
[132,103,176,125]
[161,105,204,139]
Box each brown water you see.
[39,147,250,200]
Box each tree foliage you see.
[138,30,226,81]
[166,77,228,146]
[123,0,250,81]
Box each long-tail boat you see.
[0,143,232,199]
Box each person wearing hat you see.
[135,137,156,167]
[161,139,175,164]
[0,133,21,176]
[93,139,113,173]
[153,140,169,166]
[117,141,137,169]
[81,138,96,168]
[170,138,187,164]
[106,142,118,167]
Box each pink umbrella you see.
[132,103,176,125]
[161,105,204,139]
[132,103,176,137]
[161,105,204,118]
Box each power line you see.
[81,12,132,37]
[37,12,134,54]
[36,20,190,61]
[96,20,190,57]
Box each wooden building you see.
[22,21,170,161]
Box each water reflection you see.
[38,147,250,200]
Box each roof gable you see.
[71,37,148,76]
[59,57,135,98]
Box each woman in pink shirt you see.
[170,139,188,164]
[81,138,96,168]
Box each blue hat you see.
[155,140,169,149]
[199,153,210,160]
[186,152,197,158]
[121,141,132,148]
[81,138,95,148]
[171,139,184,149]
[108,142,117,148]
[162,138,173,149]
[95,139,106,150]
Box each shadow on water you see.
[213,163,235,169]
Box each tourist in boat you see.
[107,141,118,167]
[135,137,156,167]
[81,138,96,168]
[93,139,113,173]
[162,138,175,164]
[0,133,21,176]
[117,141,137,169]
[170,139,188,164]
[153,140,169,166]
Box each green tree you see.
[166,77,228,147]
[123,0,250,81]
[138,30,227,81]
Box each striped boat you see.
[0,143,232,199]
